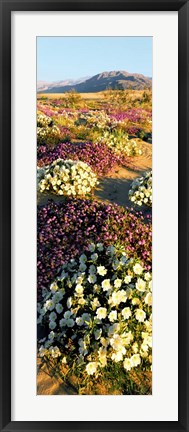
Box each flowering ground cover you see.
[37,141,130,176]
[129,170,152,207]
[37,159,98,197]
[38,243,152,394]
[37,89,152,395]
[37,199,152,292]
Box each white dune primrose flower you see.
[45,299,55,311]
[145,292,152,306]
[79,254,87,264]
[101,279,111,291]
[50,282,58,293]
[86,362,98,375]
[122,307,131,320]
[135,309,146,322]
[97,243,104,251]
[48,346,61,358]
[97,265,107,276]
[114,278,122,288]
[88,243,96,252]
[49,311,57,321]
[123,358,133,371]
[64,310,72,319]
[133,263,143,275]
[79,263,87,272]
[59,318,67,327]
[39,346,47,357]
[91,253,98,262]
[75,284,84,295]
[144,272,151,281]
[53,291,64,303]
[48,331,55,340]
[131,354,141,367]
[55,303,63,314]
[66,318,75,328]
[136,278,146,292]
[111,289,127,306]
[49,321,56,330]
[124,275,132,284]
[111,351,123,362]
[110,334,126,354]
[76,317,84,326]
[108,310,117,322]
[89,265,96,274]
[96,307,107,320]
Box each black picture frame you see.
[0,1,188,431]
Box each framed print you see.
[0,0,189,431]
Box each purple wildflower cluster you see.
[37,199,152,294]
[126,126,141,135]
[37,142,132,176]
[57,108,75,115]
[51,99,64,106]
[58,127,75,141]
[109,108,152,123]
[37,105,57,118]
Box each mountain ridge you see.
[37,71,152,93]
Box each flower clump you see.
[129,171,152,207]
[37,199,152,292]
[97,128,142,157]
[38,243,152,377]
[109,108,152,124]
[37,113,61,146]
[37,141,124,177]
[37,113,53,127]
[37,159,98,197]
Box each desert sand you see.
[95,141,152,208]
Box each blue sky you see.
[37,37,152,82]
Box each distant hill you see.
[37,76,91,93]
[37,71,152,93]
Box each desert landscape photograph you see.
[37,36,152,395]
